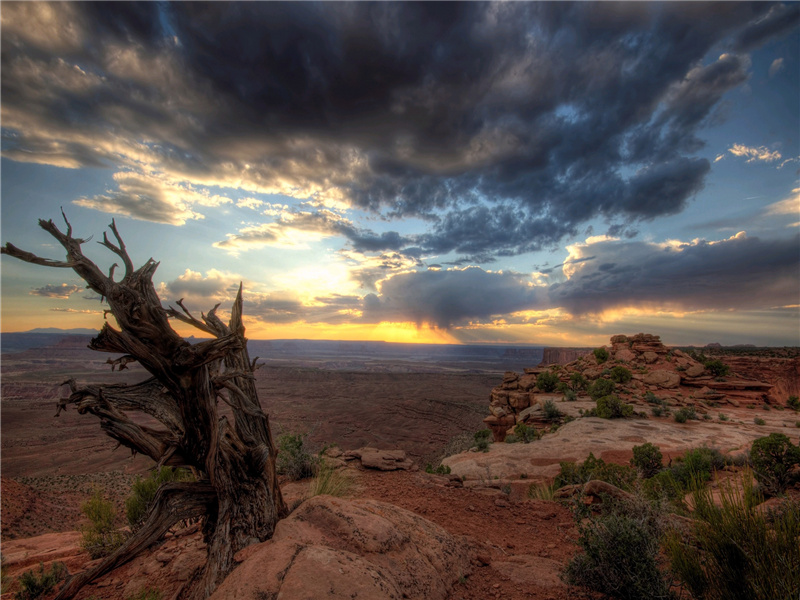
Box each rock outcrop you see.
[538,347,592,366]
[482,333,777,442]
[210,495,472,600]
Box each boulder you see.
[517,404,542,422]
[685,364,705,378]
[614,347,636,362]
[344,448,414,471]
[508,391,531,410]
[643,370,681,389]
[211,496,472,600]
[643,351,659,364]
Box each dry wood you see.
[2,214,288,600]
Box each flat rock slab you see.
[442,416,791,482]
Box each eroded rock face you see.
[343,448,415,471]
[210,496,472,600]
[643,370,681,388]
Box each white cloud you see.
[727,143,782,163]
[769,57,784,77]
[765,187,800,227]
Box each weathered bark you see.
[1,213,287,600]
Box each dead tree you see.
[1,213,287,600]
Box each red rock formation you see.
[538,347,592,366]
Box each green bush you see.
[80,489,126,559]
[277,432,318,480]
[425,463,452,475]
[474,429,492,452]
[563,498,672,599]
[536,371,560,392]
[665,473,800,600]
[644,391,659,404]
[651,405,667,417]
[669,446,725,489]
[569,372,588,391]
[541,399,563,422]
[673,406,698,423]
[631,443,663,478]
[587,378,615,400]
[719,413,729,421]
[753,417,765,425]
[563,388,577,401]
[14,562,68,600]
[514,422,539,443]
[788,395,800,411]
[593,347,609,363]
[595,395,634,419]
[704,359,730,377]
[125,467,193,532]
[749,433,800,496]
[609,366,632,384]
[641,470,684,506]
[555,453,636,491]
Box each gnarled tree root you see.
[55,482,216,600]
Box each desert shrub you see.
[673,406,698,423]
[670,446,725,489]
[587,378,615,400]
[277,431,318,480]
[788,395,800,411]
[609,365,632,384]
[504,434,519,443]
[569,372,588,391]
[665,473,800,600]
[704,359,730,377]
[644,391,659,404]
[595,394,634,419]
[641,470,684,506]
[126,467,194,532]
[563,388,577,401]
[536,371,560,393]
[474,429,492,452]
[80,488,126,559]
[528,481,557,500]
[749,433,800,496]
[719,413,729,421]
[563,497,672,600]
[425,463,452,475]
[593,347,609,363]
[631,443,663,479]
[514,422,539,443]
[753,417,766,426]
[541,399,563,422]
[14,562,68,600]
[309,462,354,498]
[651,405,667,417]
[555,453,636,491]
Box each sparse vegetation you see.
[570,372,588,391]
[513,422,539,443]
[593,347,609,363]
[277,431,318,480]
[563,388,577,401]
[749,433,800,496]
[595,394,634,419]
[126,467,194,532]
[555,453,636,491]
[673,406,698,423]
[609,365,632,384]
[536,371,560,393]
[425,463,452,475]
[126,590,162,600]
[787,395,800,411]
[308,462,355,498]
[14,562,68,600]
[528,481,557,501]
[630,443,662,479]
[719,413,729,421]
[704,359,730,377]
[753,417,766,426]
[563,496,672,600]
[670,446,725,489]
[541,399,564,422]
[474,429,492,452]
[587,378,615,400]
[80,488,126,559]
[665,472,800,600]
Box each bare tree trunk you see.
[2,213,288,600]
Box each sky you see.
[1,1,799,347]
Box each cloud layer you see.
[2,2,793,262]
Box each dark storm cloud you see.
[30,283,82,298]
[2,2,796,259]
[549,233,800,315]
[360,233,800,328]
[362,267,539,328]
